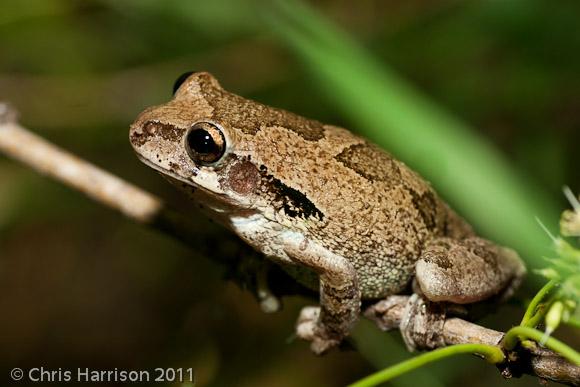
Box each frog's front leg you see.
[283,233,361,355]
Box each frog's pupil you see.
[185,123,226,164]
[188,129,216,154]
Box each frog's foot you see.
[399,294,447,351]
[296,306,341,355]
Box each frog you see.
[129,71,526,354]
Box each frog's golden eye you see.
[185,122,226,165]
[173,71,195,94]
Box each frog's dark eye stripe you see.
[173,71,196,95]
[185,122,226,165]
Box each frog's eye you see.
[185,122,226,165]
[173,71,195,94]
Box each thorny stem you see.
[348,344,505,387]
[502,326,580,366]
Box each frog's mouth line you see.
[133,150,256,213]
[133,151,201,189]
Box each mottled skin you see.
[129,72,526,354]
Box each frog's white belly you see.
[228,211,413,297]
[229,213,330,293]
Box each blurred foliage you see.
[534,191,580,330]
[1,0,579,386]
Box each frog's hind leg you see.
[399,237,525,351]
[415,237,526,305]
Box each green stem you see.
[525,300,554,329]
[521,279,558,326]
[502,326,580,366]
[348,344,504,387]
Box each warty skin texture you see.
[129,72,526,354]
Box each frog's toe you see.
[295,306,339,355]
[310,336,340,355]
[298,306,320,324]
[258,293,281,314]
[296,306,320,340]
[400,294,446,352]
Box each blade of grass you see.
[351,320,447,387]
[348,344,504,387]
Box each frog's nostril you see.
[172,71,197,95]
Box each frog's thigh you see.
[415,237,525,304]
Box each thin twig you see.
[0,101,242,266]
[365,296,580,386]
[1,102,579,385]
[0,103,162,223]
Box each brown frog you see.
[129,72,526,354]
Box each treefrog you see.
[129,72,526,354]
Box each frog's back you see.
[294,126,474,298]
[188,80,474,298]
